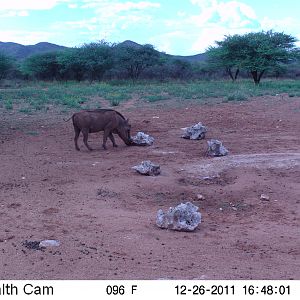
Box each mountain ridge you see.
[0,40,207,62]
[0,41,67,60]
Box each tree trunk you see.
[251,71,259,84]
[226,68,240,82]
[257,70,265,84]
[234,68,240,80]
[251,70,266,84]
[226,68,234,81]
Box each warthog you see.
[65,109,132,150]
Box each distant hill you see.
[118,40,207,62]
[117,40,142,48]
[0,42,67,60]
[168,53,207,63]
[0,40,207,62]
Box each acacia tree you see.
[22,52,61,80]
[57,48,86,81]
[114,44,160,81]
[0,52,14,80]
[207,35,244,81]
[240,31,298,84]
[208,31,298,84]
[80,41,114,82]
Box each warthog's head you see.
[117,119,133,145]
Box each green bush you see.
[4,99,13,110]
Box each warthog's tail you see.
[63,116,73,122]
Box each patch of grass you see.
[110,99,120,106]
[144,94,169,102]
[105,92,131,106]
[4,99,13,110]
[19,107,33,114]
[1,79,300,112]
[224,92,248,102]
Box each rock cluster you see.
[207,139,229,156]
[182,122,207,140]
[132,160,161,176]
[156,202,201,231]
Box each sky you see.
[0,0,299,55]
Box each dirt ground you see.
[0,95,299,280]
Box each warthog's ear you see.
[126,118,130,123]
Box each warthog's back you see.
[87,109,126,120]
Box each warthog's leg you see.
[102,128,113,150]
[73,125,81,151]
[109,133,118,147]
[82,128,93,151]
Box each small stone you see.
[182,122,207,140]
[39,240,60,247]
[207,139,229,157]
[232,207,238,211]
[197,194,205,200]
[260,194,270,201]
[133,161,161,176]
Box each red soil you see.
[0,95,299,279]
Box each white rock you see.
[133,160,161,176]
[156,202,201,231]
[207,139,229,157]
[260,194,270,201]
[182,122,207,140]
[131,131,154,146]
[197,194,205,200]
[39,240,60,247]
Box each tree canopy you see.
[21,52,61,80]
[113,44,160,80]
[0,52,14,80]
[207,31,299,84]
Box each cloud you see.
[159,0,261,54]
[68,3,78,9]
[0,30,56,45]
[81,0,160,11]
[149,31,187,53]
[260,16,296,31]
[189,0,257,28]
[0,0,70,18]
[0,10,29,17]
[190,26,251,53]
[0,0,70,11]
[54,0,160,43]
